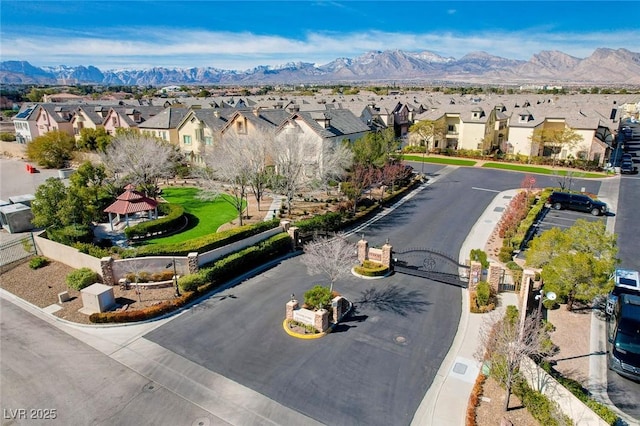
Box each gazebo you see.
[104,184,159,231]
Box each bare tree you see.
[342,163,377,214]
[475,307,548,411]
[301,233,358,293]
[271,132,316,213]
[101,132,176,198]
[317,141,353,194]
[197,139,252,226]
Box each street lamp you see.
[166,258,180,297]
[535,289,557,316]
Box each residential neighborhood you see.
[9,90,640,169]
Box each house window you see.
[112,117,117,126]
[183,135,192,145]
[204,136,213,146]
[236,120,246,134]
[448,125,455,133]
[160,131,167,141]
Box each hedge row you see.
[465,373,487,426]
[179,232,292,292]
[124,203,185,239]
[539,362,619,425]
[353,260,389,277]
[132,218,280,256]
[509,189,553,250]
[90,232,292,323]
[512,378,573,426]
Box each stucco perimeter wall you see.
[33,232,103,275]
[197,227,283,266]
[520,357,607,426]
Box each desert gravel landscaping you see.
[0,259,177,324]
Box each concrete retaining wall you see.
[34,232,102,274]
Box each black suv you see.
[546,191,608,216]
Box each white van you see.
[606,268,640,316]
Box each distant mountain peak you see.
[2,48,639,85]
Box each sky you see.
[1,1,639,71]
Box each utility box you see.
[80,283,115,315]
[9,194,35,207]
[0,203,34,233]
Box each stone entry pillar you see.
[487,262,503,294]
[314,309,329,332]
[469,261,482,291]
[100,256,115,286]
[286,298,299,320]
[332,296,349,323]
[357,238,368,263]
[381,242,393,268]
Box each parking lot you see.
[534,205,607,235]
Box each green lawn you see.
[401,154,477,166]
[142,187,242,245]
[481,162,606,178]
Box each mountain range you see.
[1,48,639,86]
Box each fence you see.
[0,234,37,272]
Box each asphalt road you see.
[145,165,604,426]
[3,159,636,424]
[608,119,640,419]
[0,299,225,426]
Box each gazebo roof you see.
[104,185,158,215]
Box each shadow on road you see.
[355,285,430,316]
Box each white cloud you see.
[2,27,638,70]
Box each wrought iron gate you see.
[393,247,469,288]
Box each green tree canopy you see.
[26,130,75,168]
[409,119,446,152]
[77,127,112,152]
[31,177,69,229]
[526,219,617,310]
[529,127,583,165]
[352,128,397,167]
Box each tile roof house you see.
[71,105,110,139]
[34,104,78,138]
[176,108,234,163]
[137,107,190,146]
[102,105,165,136]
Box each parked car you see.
[621,160,638,174]
[546,191,608,216]
[606,269,640,316]
[621,126,633,141]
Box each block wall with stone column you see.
[100,257,115,286]
[487,262,503,294]
[288,226,300,250]
[187,252,199,274]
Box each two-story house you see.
[12,104,39,144]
